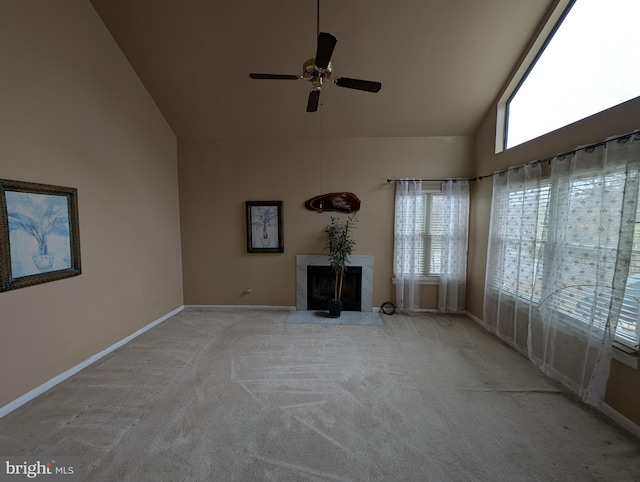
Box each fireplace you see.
[296,255,373,312]
[307,265,362,311]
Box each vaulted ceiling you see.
[90,0,556,140]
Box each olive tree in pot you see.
[324,213,357,317]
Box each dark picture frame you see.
[246,201,283,253]
[0,178,81,292]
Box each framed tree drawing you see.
[246,201,283,253]
[0,178,81,292]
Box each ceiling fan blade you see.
[314,32,337,70]
[306,89,321,112]
[249,73,300,80]
[334,77,382,93]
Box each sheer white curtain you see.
[394,180,422,313]
[485,134,640,406]
[438,180,470,312]
[484,163,545,352]
[532,138,640,405]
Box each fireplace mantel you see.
[296,255,373,312]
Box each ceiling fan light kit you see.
[249,21,381,112]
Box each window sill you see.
[612,343,640,370]
[392,276,440,286]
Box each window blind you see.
[492,171,639,349]
[395,191,443,277]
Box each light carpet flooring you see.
[0,308,639,481]
[286,310,382,325]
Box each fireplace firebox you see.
[307,265,362,311]
[296,255,373,312]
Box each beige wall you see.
[0,0,183,408]
[178,136,472,308]
[469,97,640,425]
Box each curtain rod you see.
[477,129,640,180]
[388,129,640,184]
[386,177,476,183]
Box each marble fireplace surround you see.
[296,255,373,312]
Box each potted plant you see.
[324,213,357,317]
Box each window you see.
[616,202,640,348]
[491,170,639,350]
[394,190,444,280]
[503,0,640,150]
[543,172,629,332]
[424,192,445,277]
[491,182,550,300]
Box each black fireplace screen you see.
[307,265,362,311]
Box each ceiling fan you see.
[248,1,382,112]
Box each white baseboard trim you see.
[600,403,640,440]
[185,304,296,311]
[463,310,483,324]
[0,305,184,420]
[186,305,384,313]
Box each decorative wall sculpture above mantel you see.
[304,192,360,213]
